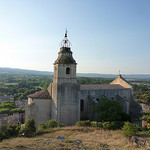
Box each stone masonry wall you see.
[31,99,51,129]
[80,88,132,120]
[56,83,80,126]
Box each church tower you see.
[49,31,80,126]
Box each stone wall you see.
[26,98,51,129]
[129,96,142,126]
[55,83,80,126]
[80,88,132,120]
[53,64,77,84]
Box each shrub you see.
[99,142,109,148]
[38,122,47,132]
[91,121,97,127]
[0,125,9,139]
[20,119,36,137]
[97,122,103,128]
[46,120,58,128]
[0,131,5,141]
[122,122,139,138]
[0,123,21,141]
[76,120,91,127]
[38,120,64,132]
[109,121,124,130]
[103,122,111,130]
[7,124,20,137]
[58,123,64,127]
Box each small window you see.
[66,67,71,74]
[80,99,84,111]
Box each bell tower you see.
[53,30,77,84]
[50,30,80,126]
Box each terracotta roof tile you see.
[80,84,125,90]
[28,89,51,99]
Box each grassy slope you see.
[0,126,147,150]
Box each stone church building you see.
[25,32,141,128]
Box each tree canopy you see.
[93,98,130,122]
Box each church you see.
[25,31,141,128]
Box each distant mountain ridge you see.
[0,67,150,79]
[0,67,53,75]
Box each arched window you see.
[66,67,71,74]
[80,99,84,111]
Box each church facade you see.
[25,32,141,128]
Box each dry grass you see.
[0,126,148,150]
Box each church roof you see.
[80,84,125,90]
[54,31,76,65]
[54,53,76,64]
[28,89,51,99]
[59,47,72,54]
[110,74,132,88]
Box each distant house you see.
[0,95,14,103]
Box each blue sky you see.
[0,0,150,74]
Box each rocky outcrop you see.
[131,136,150,148]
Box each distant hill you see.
[77,73,150,80]
[0,67,53,76]
[0,67,150,79]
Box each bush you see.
[122,122,139,138]
[7,124,20,137]
[38,122,47,132]
[91,121,97,127]
[97,122,103,128]
[103,122,111,130]
[20,119,36,137]
[58,123,64,127]
[0,131,5,141]
[0,125,9,139]
[38,120,64,132]
[99,142,109,148]
[46,120,58,128]
[76,120,91,127]
[109,121,124,130]
[0,123,21,141]
[76,120,124,130]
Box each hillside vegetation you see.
[0,126,148,150]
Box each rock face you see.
[131,136,150,148]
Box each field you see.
[0,126,148,150]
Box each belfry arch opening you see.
[66,67,71,74]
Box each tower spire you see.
[60,29,71,48]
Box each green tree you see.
[10,108,25,114]
[0,101,15,109]
[93,98,130,122]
